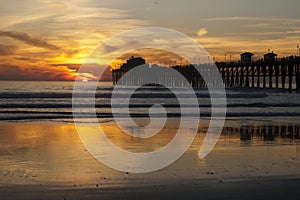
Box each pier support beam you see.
[257,66,260,88]
[245,66,250,87]
[275,64,279,88]
[288,64,294,91]
[251,66,255,87]
[281,65,286,89]
[269,65,273,88]
[240,66,244,87]
[262,65,267,88]
[296,63,300,91]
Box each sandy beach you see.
[1,118,300,199]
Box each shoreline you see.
[2,114,300,123]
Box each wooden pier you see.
[217,60,300,90]
[112,56,300,91]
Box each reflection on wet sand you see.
[0,118,300,189]
[223,124,300,141]
[222,124,300,141]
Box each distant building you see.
[120,56,146,72]
[264,52,277,63]
[241,52,254,64]
[112,56,147,85]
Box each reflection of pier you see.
[112,54,300,90]
[223,124,300,141]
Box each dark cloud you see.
[0,65,29,80]
[0,44,15,56]
[52,63,81,70]
[51,63,112,81]
[0,31,60,51]
[0,64,71,81]
[101,42,119,53]
[100,40,143,54]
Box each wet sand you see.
[1,177,300,200]
[0,118,300,199]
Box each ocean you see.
[1,81,300,122]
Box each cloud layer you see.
[0,0,299,80]
[0,31,60,51]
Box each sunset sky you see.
[0,0,299,81]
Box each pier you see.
[112,54,300,91]
[217,59,300,90]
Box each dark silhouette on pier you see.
[112,51,300,91]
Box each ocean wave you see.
[2,111,300,122]
[1,83,300,122]
[1,102,300,109]
[0,92,268,99]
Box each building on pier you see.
[112,56,148,85]
[119,56,146,71]
[264,52,277,64]
[241,52,253,64]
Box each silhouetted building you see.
[241,52,253,64]
[112,56,148,85]
[264,52,277,64]
[120,56,146,72]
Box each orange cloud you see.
[197,28,208,37]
